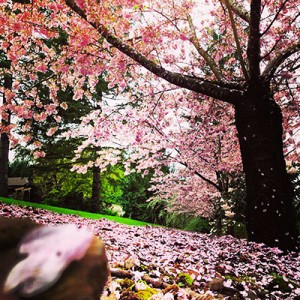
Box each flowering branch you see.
[65,0,244,105]
[187,15,224,82]
[223,0,249,81]
[262,42,300,81]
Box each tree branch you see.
[260,0,289,37]
[260,37,281,61]
[187,15,224,82]
[142,119,221,191]
[223,0,249,80]
[222,0,250,23]
[262,42,300,81]
[65,0,243,105]
[247,0,262,83]
[179,161,222,192]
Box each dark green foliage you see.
[142,197,168,225]
[11,0,31,4]
[145,198,211,233]
[232,222,247,238]
[209,171,247,237]
[0,51,11,69]
[43,27,69,53]
[183,215,211,233]
[99,164,124,205]
[8,158,33,178]
[34,165,94,209]
[12,64,108,209]
[267,273,300,294]
[120,170,155,221]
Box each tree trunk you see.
[0,133,9,197]
[90,166,101,212]
[235,84,299,251]
[0,74,12,198]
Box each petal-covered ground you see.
[1,203,299,299]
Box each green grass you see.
[0,197,151,227]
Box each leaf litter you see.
[1,203,299,299]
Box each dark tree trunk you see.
[0,74,12,198]
[235,83,299,251]
[0,133,9,197]
[90,166,101,212]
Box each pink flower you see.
[60,102,68,110]
[33,141,42,149]
[12,22,22,32]
[36,64,48,73]
[179,33,188,41]
[46,127,58,137]
[135,132,142,143]
[54,115,62,122]
[33,151,46,159]
[23,135,32,143]
[79,35,90,47]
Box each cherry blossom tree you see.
[0,16,105,198]
[0,0,299,250]
[63,0,300,250]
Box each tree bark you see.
[235,83,299,251]
[0,133,9,197]
[0,74,12,198]
[90,166,101,212]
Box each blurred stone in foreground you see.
[0,217,109,300]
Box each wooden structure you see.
[7,178,31,200]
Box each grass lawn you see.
[0,197,151,227]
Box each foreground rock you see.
[0,217,109,300]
